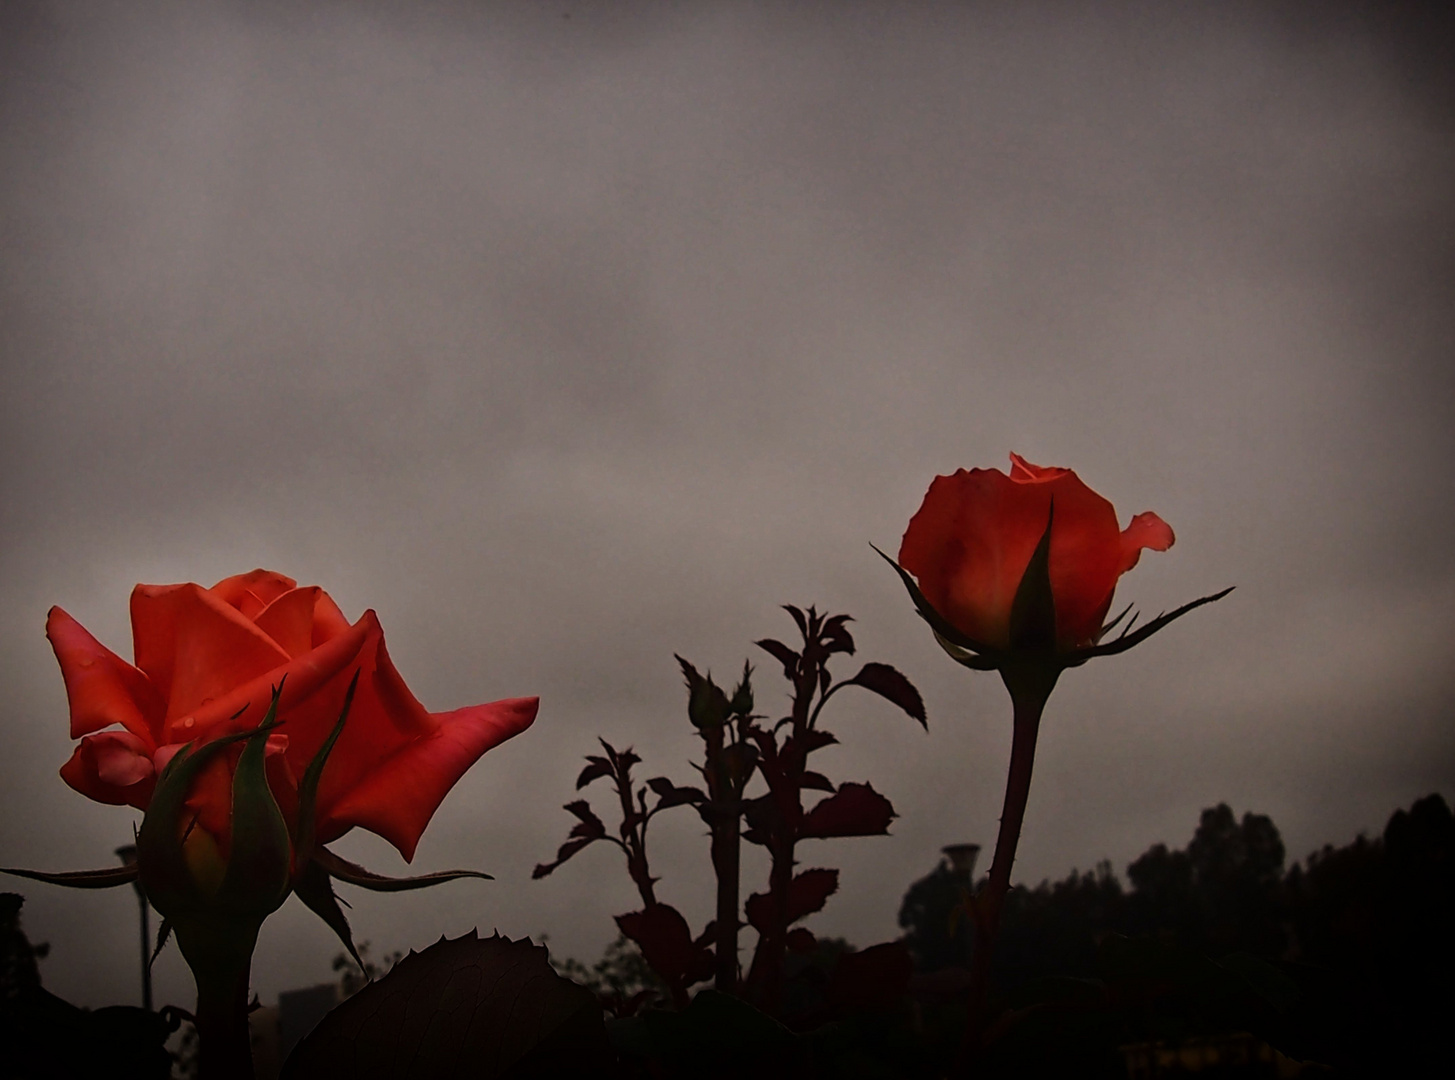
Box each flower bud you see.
[137,700,292,925]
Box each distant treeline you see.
[901,792,1455,1073]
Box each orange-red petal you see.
[131,583,290,724]
[1119,511,1175,574]
[46,607,164,745]
[255,587,324,659]
[59,732,156,809]
[900,455,1164,650]
[209,570,298,619]
[320,696,539,861]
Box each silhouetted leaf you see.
[314,847,492,892]
[0,864,139,889]
[755,638,800,681]
[294,857,365,974]
[282,931,611,1079]
[646,777,707,809]
[783,604,809,639]
[564,800,607,838]
[745,868,840,931]
[800,783,896,839]
[787,927,818,953]
[532,837,597,880]
[820,614,856,655]
[575,756,612,790]
[615,904,714,992]
[800,771,835,793]
[844,662,927,728]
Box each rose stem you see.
[958,665,1055,1074]
[178,917,262,1080]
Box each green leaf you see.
[0,864,139,889]
[218,687,293,916]
[293,857,365,976]
[294,669,360,861]
[1008,502,1057,652]
[314,846,492,892]
[870,544,999,661]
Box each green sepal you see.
[150,917,173,967]
[137,689,282,918]
[1008,502,1057,652]
[314,845,492,892]
[870,544,998,656]
[0,864,139,889]
[293,856,366,975]
[1068,586,1236,666]
[293,669,360,863]
[217,689,293,919]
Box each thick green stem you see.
[960,663,1057,1072]
[175,915,262,1080]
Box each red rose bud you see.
[136,687,293,924]
[880,454,1230,675]
[900,454,1173,652]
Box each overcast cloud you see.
[2,0,1452,1011]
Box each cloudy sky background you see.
[2,0,1452,1011]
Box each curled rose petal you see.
[47,608,164,744]
[1119,511,1175,574]
[60,732,156,808]
[323,697,541,861]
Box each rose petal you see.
[183,752,236,854]
[47,607,165,745]
[59,732,157,809]
[320,696,539,861]
[158,608,373,746]
[255,587,324,659]
[311,590,352,646]
[1008,452,1071,483]
[900,457,1126,648]
[131,583,290,724]
[209,570,298,619]
[1119,511,1175,574]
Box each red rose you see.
[47,569,537,862]
[898,454,1174,651]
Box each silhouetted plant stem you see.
[960,663,1057,1073]
[615,770,658,909]
[746,643,818,1013]
[175,915,261,1080]
[703,718,744,994]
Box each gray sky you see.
[2,0,1452,1012]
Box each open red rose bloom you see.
[899,454,1175,651]
[47,570,537,862]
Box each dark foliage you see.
[0,893,179,1080]
[282,931,612,1079]
[897,794,1455,1076]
